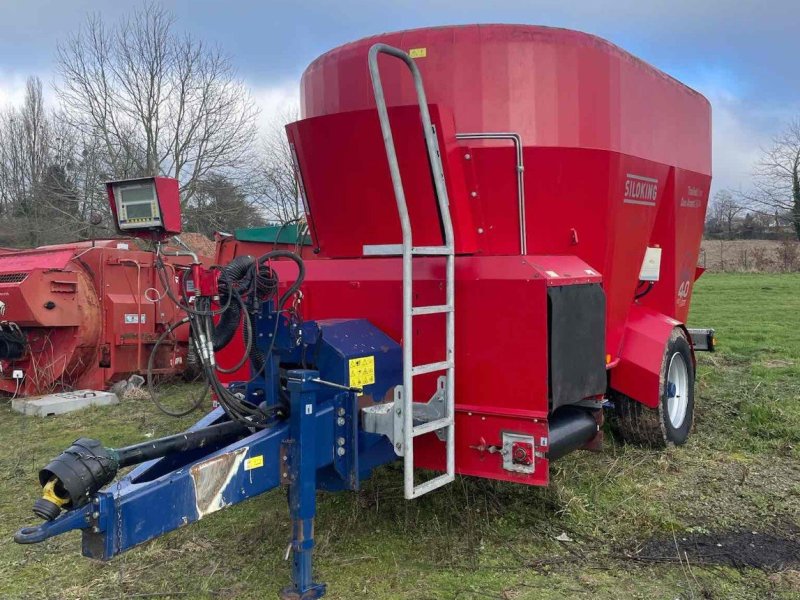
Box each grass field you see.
[0,273,798,599]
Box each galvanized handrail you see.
[455,133,526,254]
[367,43,455,499]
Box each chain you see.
[115,480,124,589]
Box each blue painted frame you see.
[15,302,404,599]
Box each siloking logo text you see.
[623,173,658,207]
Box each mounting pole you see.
[281,370,326,600]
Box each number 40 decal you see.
[677,280,691,299]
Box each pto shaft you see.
[34,420,249,521]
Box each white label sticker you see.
[545,270,559,278]
[124,314,146,324]
[305,404,313,415]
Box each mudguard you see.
[610,304,692,408]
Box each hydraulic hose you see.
[212,255,254,350]
[258,250,305,308]
[147,318,208,417]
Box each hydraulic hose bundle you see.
[150,248,305,427]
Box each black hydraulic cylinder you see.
[115,420,250,467]
[546,406,599,460]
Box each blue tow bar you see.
[15,314,402,598]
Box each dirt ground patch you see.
[700,239,799,272]
[633,528,800,571]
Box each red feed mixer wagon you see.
[289,23,715,456]
[16,25,715,599]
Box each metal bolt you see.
[337,407,345,416]
[92,526,100,533]
[395,442,402,450]
[93,497,100,505]
[337,417,346,426]
[470,191,477,198]
[282,455,288,462]
[477,228,484,234]
[282,471,288,478]
[396,407,402,416]
[336,437,346,446]
[336,447,346,456]
[92,511,99,519]
[464,153,471,160]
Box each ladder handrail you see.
[368,43,455,499]
[455,132,526,254]
[367,43,456,250]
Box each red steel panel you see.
[286,105,477,257]
[266,255,599,484]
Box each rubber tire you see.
[609,329,695,448]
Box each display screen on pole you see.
[107,176,180,238]
[115,181,162,228]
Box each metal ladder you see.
[366,43,455,499]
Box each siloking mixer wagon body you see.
[16,25,714,599]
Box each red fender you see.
[610,304,691,408]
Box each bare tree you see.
[0,76,125,247]
[0,78,86,246]
[55,3,260,207]
[739,119,800,240]
[707,190,745,239]
[253,108,304,224]
[0,79,49,215]
[183,174,265,236]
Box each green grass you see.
[0,273,798,599]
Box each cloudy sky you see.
[0,0,797,195]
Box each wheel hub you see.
[666,352,689,428]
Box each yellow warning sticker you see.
[409,47,427,59]
[349,355,376,392]
[244,455,264,471]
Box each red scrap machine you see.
[0,177,203,397]
[16,25,715,599]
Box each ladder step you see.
[412,246,452,255]
[361,244,453,256]
[411,304,453,316]
[412,416,452,437]
[362,244,402,256]
[410,473,455,498]
[411,360,452,376]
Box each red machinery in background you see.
[0,177,205,397]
